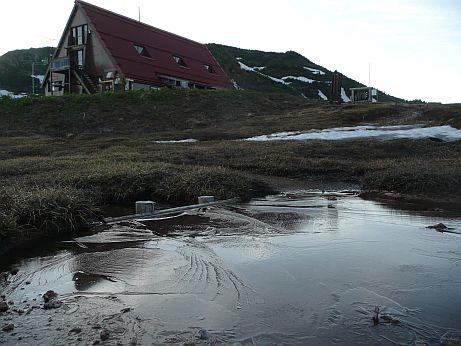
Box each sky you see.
[0,0,460,103]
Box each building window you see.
[76,49,84,68]
[204,64,215,73]
[173,55,187,67]
[134,44,151,58]
[71,24,88,45]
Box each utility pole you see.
[32,62,35,94]
[368,63,371,88]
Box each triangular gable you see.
[76,0,233,88]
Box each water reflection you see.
[2,191,461,345]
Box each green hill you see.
[0,47,54,95]
[207,44,402,102]
[0,45,402,102]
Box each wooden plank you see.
[104,197,240,224]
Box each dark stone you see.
[25,281,31,285]
[120,307,131,313]
[0,301,8,312]
[427,223,449,232]
[199,329,210,340]
[42,290,58,303]
[70,327,82,334]
[44,300,62,310]
[2,324,14,332]
[10,269,18,275]
[100,329,110,341]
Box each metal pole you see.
[368,63,371,88]
[32,62,35,94]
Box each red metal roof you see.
[76,0,233,88]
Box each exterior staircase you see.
[74,69,99,94]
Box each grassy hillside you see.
[0,89,431,139]
[207,43,402,102]
[0,47,54,94]
[1,89,460,246]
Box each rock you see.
[1,295,5,300]
[93,341,100,345]
[10,268,18,275]
[2,324,14,332]
[198,329,210,340]
[43,290,62,309]
[25,281,31,285]
[427,223,449,232]
[120,307,131,313]
[100,329,110,341]
[44,300,62,310]
[0,301,8,312]
[130,337,137,345]
[380,314,400,325]
[8,301,14,305]
[42,290,58,303]
[70,327,82,334]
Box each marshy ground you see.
[1,90,461,344]
[1,90,460,245]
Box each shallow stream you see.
[1,191,460,345]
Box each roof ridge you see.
[75,0,204,48]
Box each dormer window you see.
[173,55,187,67]
[134,44,151,58]
[204,64,216,73]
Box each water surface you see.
[1,191,460,345]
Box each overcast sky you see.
[1,0,460,103]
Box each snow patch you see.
[238,61,254,72]
[0,89,26,99]
[154,139,198,144]
[341,87,350,102]
[245,125,461,142]
[253,66,266,71]
[238,60,289,85]
[31,75,45,84]
[282,76,316,84]
[304,67,326,75]
[318,90,328,101]
[0,89,13,97]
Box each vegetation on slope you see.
[0,89,460,244]
[207,43,403,102]
[0,47,54,94]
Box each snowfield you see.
[282,76,316,84]
[153,139,198,144]
[238,61,289,85]
[341,87,350,102]
[318,90,328,100]
[304,67,326,75]
[245,125,461,142]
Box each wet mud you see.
[1,191,461,345]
